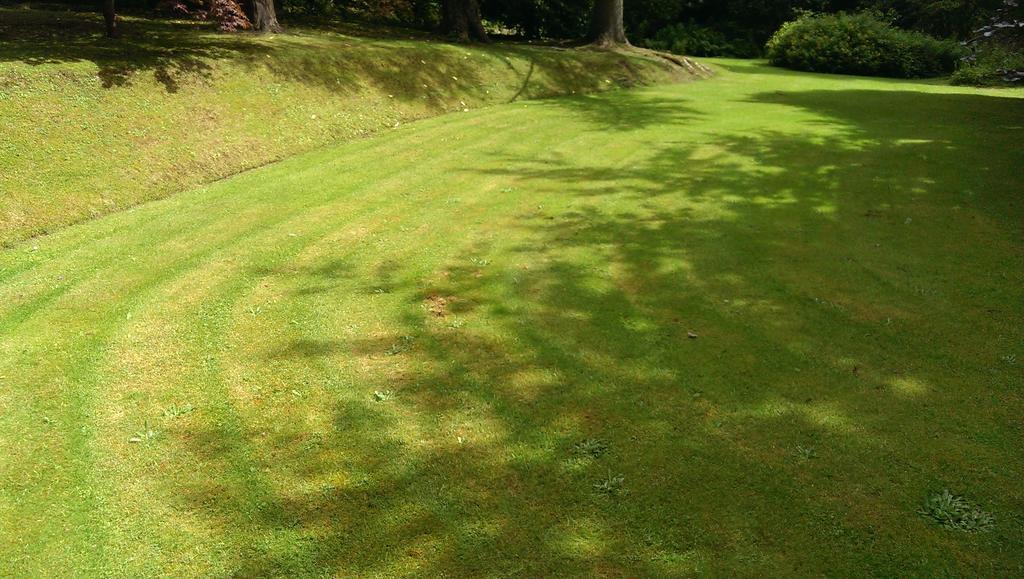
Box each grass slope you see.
[0,7,691,246]
[1,59,1023,575]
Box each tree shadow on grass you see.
[0,7,238,91]
[170,78,1023,573]
[541,88,705,131]
[0,6,679,103]
[0,7,496,99]
[745,89,1024,225]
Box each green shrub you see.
[766,12,966,78]
[952,45,1024,86]
[646,22,760,58]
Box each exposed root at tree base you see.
[584,43,714,78]
[632,47,714,77]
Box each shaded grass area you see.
[0,6,690,245]
[0,59,1022,575]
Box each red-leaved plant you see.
[156,0,252,31]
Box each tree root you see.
[634,47,714,77]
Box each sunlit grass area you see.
[0,6,688,246]
[1,59,1022,575]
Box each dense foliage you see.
[157,0,252,30]
[953,45,1024,83]
[952,0,1024,84]
[492,0,1005,48]
[479,0,591,38]
[766,11,965,77]
[644,22,760,57]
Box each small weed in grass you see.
[302,433,325,451]
[373,390,395,402]
[162,403,195,419]
[573,438,610,459]
[128,421,159,444]
[919,490,994,533]
[385,336,415,356]
[593,470,626,497]
[794,444,817,460]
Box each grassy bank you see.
[1,59,1021,575]
[0,6,694,245]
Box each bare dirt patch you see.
[425,294,454,318]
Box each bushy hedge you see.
[766,12,966,78]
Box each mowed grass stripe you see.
[13,105,590,574]
[0,108,535,573]
[0,105,520,322]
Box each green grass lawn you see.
[1,58,1022,575]
[0,6,689,246]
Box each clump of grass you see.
[373,390,395,402]
[919,490,994,533]
[573,438,610,459]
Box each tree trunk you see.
[442,0,490,43]
[589,0,627,46]
[251,0,281,33]
[103,0,119,38]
